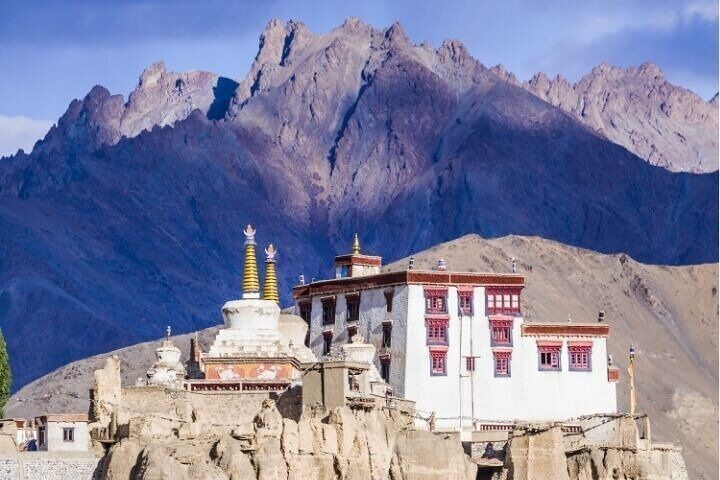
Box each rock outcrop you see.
[97,402,476,480]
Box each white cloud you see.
[683,1,718,22]
[0,116,53,157]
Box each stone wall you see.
[0,452,100,480]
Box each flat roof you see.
[294,269,524,298]
[35,414,88,423]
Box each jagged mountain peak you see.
[0,17,715,409]
[521,60,718,172]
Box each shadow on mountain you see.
[207,77,239,120]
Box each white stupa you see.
[144,326,186,387]
[197,225,315,388]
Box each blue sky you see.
[0,0,717,155]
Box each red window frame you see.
[493,351,511,377]
[458,291,473,315]
[466,356,475,371]
[490,318,513,346]
[538,344,562,371]
[486,288,521,315]
[429,349,447,376]
[568,344,592,371]
[424,288,448,314]
[426,318,449,345]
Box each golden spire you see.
[242,225,260,299]
[352,233,360,255]
[263,244,279,304]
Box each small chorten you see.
[263,244,279,304]
[242,225,260,299]
[144,326,186,387]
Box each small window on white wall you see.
[63,427,74,442]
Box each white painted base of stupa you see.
[221,298,280,330]
[207,298,286,358]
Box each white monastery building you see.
[294,236,619,431]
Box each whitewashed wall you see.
[302,283,617,432]
[41,422,88,452]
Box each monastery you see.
[294,235,620,432]
[4,225,689,480]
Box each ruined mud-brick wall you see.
[0,453,100,480]
[116,386,302,437]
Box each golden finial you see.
[242,224,260,298]
[352,233,360,255]
[263,244,279,304]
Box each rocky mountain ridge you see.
[0,18,716,396]
[519,62,718,173]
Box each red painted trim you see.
[522,324,610,337]
[292,270,524,298]
[334,254,383,266]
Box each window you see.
[466,356,475,371]
[384,289,394,313]
[426,318,448,345]
[346,295,360,322]
[63,427,75,442]
[429,350,447,376]
[299,302,311,325]
[425,289,447,314]
[382,322,392,348]
[38,426,46,447]
[538,344,562,371]
[569,344,592,371]
[322,331,333,355]
[486,288,522,315]
[346,325,358,342]
[322,299,336,325]
[299,302,311,347]
[490,319,513,346]
[494,351,511,377]
[380,356,391,382]
[459,291,473,315]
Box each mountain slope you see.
[491,62,719,173]
[8,235,718,479]
[0,19,716,390]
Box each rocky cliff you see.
[507,63,718,173]
[0,18,716,394]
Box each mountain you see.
[492,63,718,173]
[0,18,716,391]
[8,235,718,479]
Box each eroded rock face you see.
[98,405,476,480]
[389,430,476,480]
[520,63,718,173]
